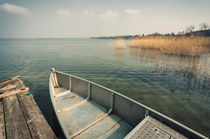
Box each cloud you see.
[0,3,31,15]
[82,10,95,16]
[125,9,139,14]
[56,8,71,17]
[98,10,118,20]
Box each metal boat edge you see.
[49,68,208,139]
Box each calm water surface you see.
[0,38,209,137]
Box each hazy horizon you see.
[0,0,210,38]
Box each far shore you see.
[94,30,210,56]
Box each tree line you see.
[91,23,210,39]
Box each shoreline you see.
[129,36,210,56]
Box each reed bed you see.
[129,36,210,56]
[114,38,127,49]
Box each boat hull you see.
[49,69,207,139]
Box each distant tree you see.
[171,32,175,36]
[164,33,170,36]
[185,25,195,33]
[199,23,208,30]
[177,31,183,35]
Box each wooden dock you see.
[0,76,56,139]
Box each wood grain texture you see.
[0,102,5,139]
[0,88,29,99]
[3,95,32,139]
[0,76,56,139]
[17,93,56,139]
[0,76,19,88]
[0,85,17,93]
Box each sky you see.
[0,0,209,38]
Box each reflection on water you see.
[112,39,127,57]
[115,48,126,58]
[114,40,210,137]
[114,38,127,49]
[0,38,209,137]
[128,47,210,92]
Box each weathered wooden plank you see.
[0,102,5,139]
[16,78,56,138]
[17,93,56,139]
[0,76,19,88]
[0,102,3,114]
[0,87,29,99]
[1,76,56,139]
[0,85,17,93]
[3,95,32,139]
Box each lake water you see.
[0,38,209,137]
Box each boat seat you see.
[54,88,86,112]
[54,87,133,138]
[50,71,208,139]
[124,116,187,139]
[74,114,133,139]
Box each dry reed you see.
[129,36,210,56]
[114,38,127,49]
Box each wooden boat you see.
[49,68,207,139]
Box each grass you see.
[129,36,210,56]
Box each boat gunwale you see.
[49,74,72,138]
[49,69,208,139]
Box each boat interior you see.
[49,69,207,139]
